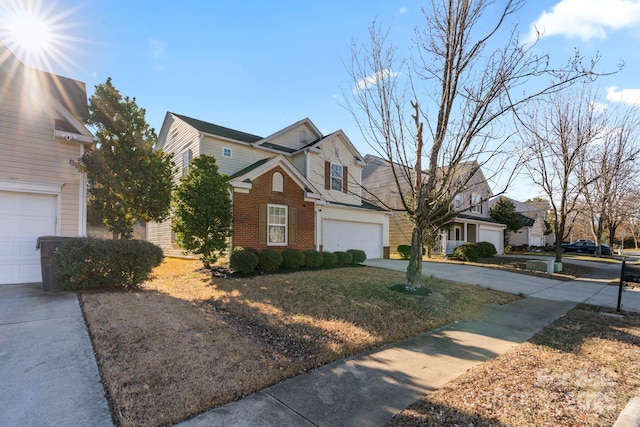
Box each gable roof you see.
[228,155,321,199]
[173,113,263,143]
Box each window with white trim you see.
[330,163,343,191]
[223,147,232,158]
[453,193,462,209]
[470,193,482,213]
[267,204,287,245]
[272,171,283,192]
[181,149,192,176]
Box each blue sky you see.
[2,0,640,198]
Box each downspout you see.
[78,143,87,236]
[228,187,234,258]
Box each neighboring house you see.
[489,197,551,249]
[0,42,94,284]
[147,113,390,259]
[361,155,506,256]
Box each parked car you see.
[561,241,612,255]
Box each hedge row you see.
[54,237,164,290]
[229,247,366,274]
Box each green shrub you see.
[346,249,366,264]
[476,241,497,257]
[258,249,282,272]
[54,237,163,290]
[322,251,337,268]
[304,250,323,268]
[229,248,259,274]
[397,245,411,259]
[452,242,479,262]
[334,251,353,266]
[280,248,305,269]
[397,244,425,259]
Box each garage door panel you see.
[323,219,383,259]
[0,191,57,284]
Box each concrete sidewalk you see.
[0,283,112,426]
[365,258,640,313]
[179,258,640,426]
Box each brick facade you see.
[232,166,315,251]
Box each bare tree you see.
[578,105,640,256]
[345,0,602,289]
[519,84,603,263]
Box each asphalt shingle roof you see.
[173,113,263,143]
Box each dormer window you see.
[272,171,283,192]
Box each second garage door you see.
[322,219,383,259]
[479,226,503,254]
[0,191,57,284]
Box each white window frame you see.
[272,171,283,192]
[223,147,232,158]
[182,149,192,176]
[330,163,343,192]
[453,193,462,209]
[267,204,288,246]
[470,193,482,213]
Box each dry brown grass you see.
[80,258,517,427]
[387,305,640,426]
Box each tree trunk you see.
[405,225,423,290]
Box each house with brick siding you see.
[147,113,390,259]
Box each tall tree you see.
[519,83,602,262]
[578,105,640,255]
[172,155,232,268]
[76,78,174,238]
[346,0,601,289]
[489,197,523,247]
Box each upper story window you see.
[267,204,287,246]
[272,171,283,192]
[453,193,462,209]
[181,149,192,176]
[470,193,482,213]
[330,163,343,191]
[223,147,232,158]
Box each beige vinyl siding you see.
[147,116,202,251]
[262,123,318,151]
[200,136,271,176]
[309,137,362,205]
[291,152,306,177]
[0,77,82,236]
[164,116,201,182]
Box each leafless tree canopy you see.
[344,0,604,288]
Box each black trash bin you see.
[36,236,75,292]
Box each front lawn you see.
[80,258,517,427]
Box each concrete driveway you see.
[0,283,112,426]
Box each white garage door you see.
[323,219,383,259]
[479,226,503,254]
[0,191,57,284]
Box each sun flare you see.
[0,0,80,72]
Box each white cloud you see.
[606,86,640,105]
[148,38,166,59]
[355,68,400,92]
[589,101,608,112]
[526,0,640,42]
[398,7,408,14]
